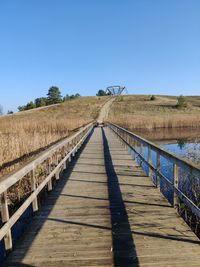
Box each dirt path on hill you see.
[97,97,115,124]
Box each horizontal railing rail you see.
[107,122,200,222]
[0,122,95,251]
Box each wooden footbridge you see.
[0,121,200,266]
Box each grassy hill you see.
[0,96,108,176]
[108,95,200,131]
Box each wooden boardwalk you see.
[4,127,200,267]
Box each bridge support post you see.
[0,191,13,251]
[173,163,179,209]
[31,168,39,212]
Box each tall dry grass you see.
[109,114,200,131]
[0,96,107,176]
[109,95,200,130]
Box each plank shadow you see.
[102,128,139,267]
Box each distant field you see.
[108,95,200,131]
[0,96,108,177]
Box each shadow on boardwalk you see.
[102,127,139,267]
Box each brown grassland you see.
[109,95,200,130]
[0,96,108,177]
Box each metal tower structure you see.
[106,86,128,95]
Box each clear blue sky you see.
[0,0,200,112]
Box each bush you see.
[177,95,187,108]
[150,95,156,101]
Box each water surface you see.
[134,127,200,166]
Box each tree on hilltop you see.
[35,97,48,107]
[96,89,107,96]
[25,101,36,110]
[47,86,62,104]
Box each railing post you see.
[128,135,131,154]
[156,153,160,188]
[148,145,152,178]
[0,191,13,250]
[120,130,123,145]
[139,143,143,166]
[173,163,179,209]
[63,160,67,170]
[47,158,53,191]
[72,139,75,157]
[55,154,60,180]
[132,138,136,160]
[30,168,39,212]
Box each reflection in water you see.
[177,138,188,149]
[133,127,200,236]
[134,127,200,166]
[134,127,200,143]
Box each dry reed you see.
[109,114,200,130]
[0,96,107,177]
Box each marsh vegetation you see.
[109,95,200,130]
[0,96,108,177]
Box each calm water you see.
[135,127,200,166]
[133,128,200,205]
[161,142,200,166]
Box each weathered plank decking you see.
[4,127,200,266]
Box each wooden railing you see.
[0,122,94,251]
[107,122,200,221]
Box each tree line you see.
[18,88,110,112]
[18,86,81,112]
[0,88,109,115]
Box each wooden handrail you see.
[107,122,200,220]
[108,122,200,173]
[0,122,94,251]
